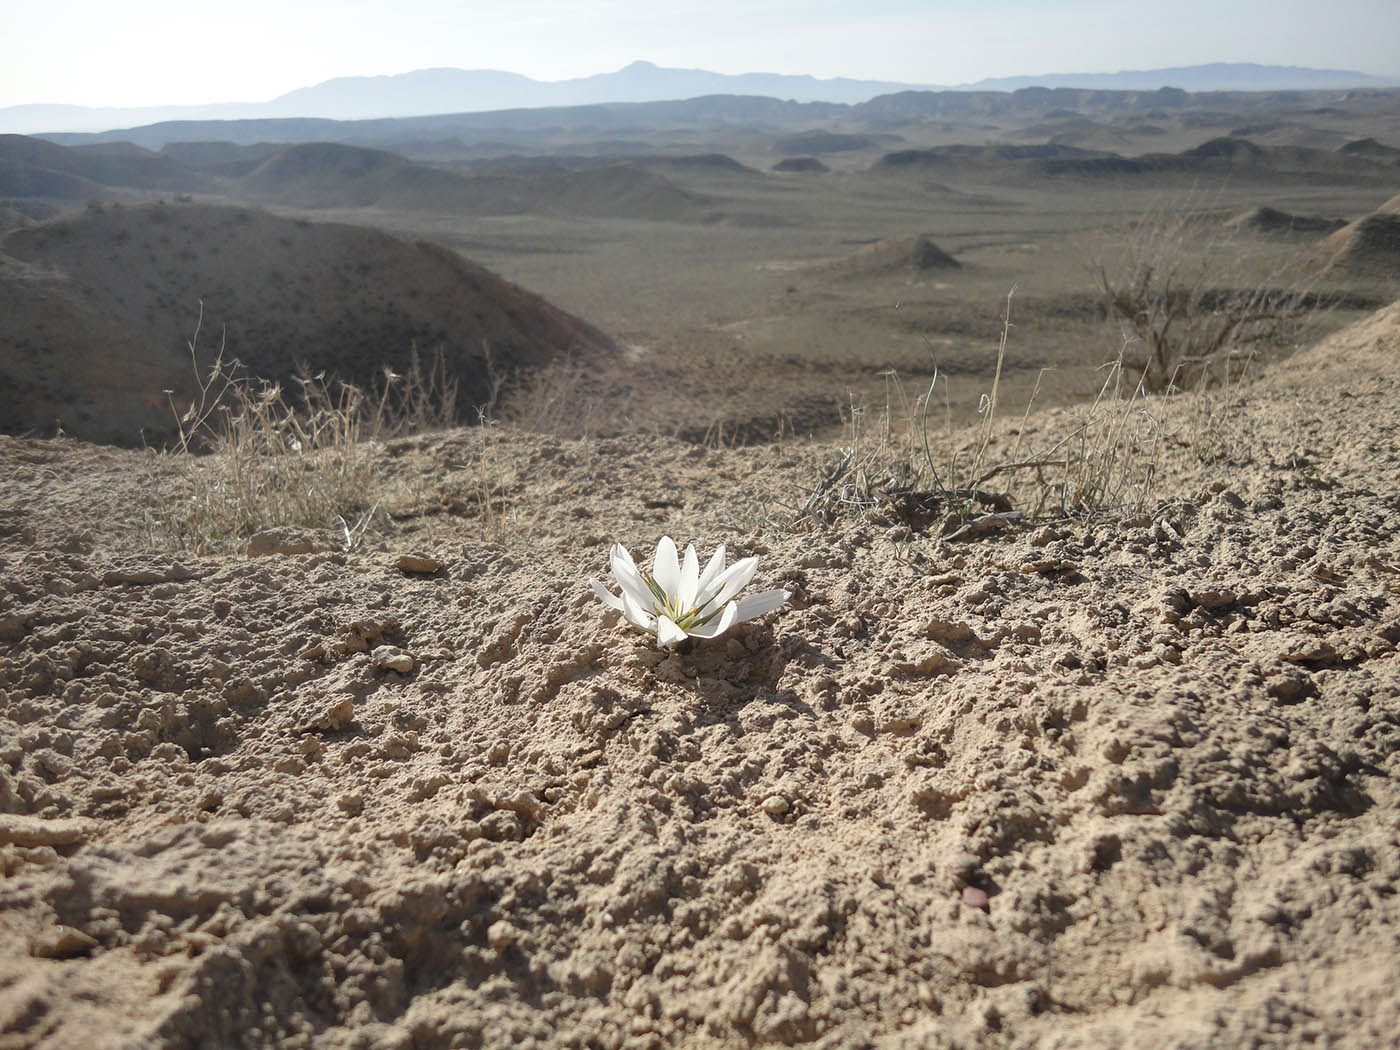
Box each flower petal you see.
[679,543,700,609]
[610,544,653,608]
[703,556,759,610]
[653,536,681,601]
[590,578,624,612]
[732,588,790,624]
[620,588,657,633]
[696,543,726,598]
[611,541,639,575]
[686,600,738,639]
[656,615,687,648]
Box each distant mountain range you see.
[967,63,1396,93]
[2,60,1394,136]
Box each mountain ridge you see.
[3,60,1393,135]
[31,83,1400,155]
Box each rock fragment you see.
[299,694,355,733]
[31,926,99,959]
[373,646,415,674]
[246,528,319,557]
[761,794,790,817]
[487,921,518,951]
[395,553,442,573]
[0,815,95,848]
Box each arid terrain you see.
[5,85,1400,444]
[1,84,1399,1049]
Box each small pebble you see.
[395,553,442,574]
[30,925,98,959]
[372,646,415,674]
[761,794,790,817]
[961,886,990,911]
[487,921,518,951]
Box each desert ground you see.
[2,84,1400,1049]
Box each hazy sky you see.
[3,0,1398,109]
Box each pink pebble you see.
[961,886,990,910]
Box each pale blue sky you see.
[3,0,1397,108]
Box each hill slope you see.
[0,201,616,445]
[0,134,211,199]
[237,143,714,221]
[1308,193,1400,275]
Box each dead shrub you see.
[1093,198,1320,392]
[502,360,602,440]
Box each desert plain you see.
[1,82,1400,1049]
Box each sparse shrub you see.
[1093,198,1319,392]
[150,306,459,550]
[790,290,1163,532]
[1024,347,1163,519]
[502,360,601,440]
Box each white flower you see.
[590,536,789,648]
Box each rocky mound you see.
[236,141,417,205]
[813,233,961,279]
[0,300,1397,1049]
[640,154,755,175]
[876,143,1110,171]
[530,163,714,222]
[1338,137,1400,163]
[773,131,878,155]
[0,134,211,200]
[1309,208,1400,276]
[1006,116,1130,151]
[874,138,1399,185]
[772,157,829,173]
[1223,205,1345,235]
[0,201,617,445]
[238,143,712,221]
[158,140,281,177]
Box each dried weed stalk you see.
[462,410,512,545]
[151,305,459,549]
[791,289,1164,534]
[503,360,601,440]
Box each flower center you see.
[641,574,718,630]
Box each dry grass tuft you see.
[502,360,604,441]
[148,306,460,550]
[790,290,1164,534]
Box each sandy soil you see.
[1,304,1398,1049]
